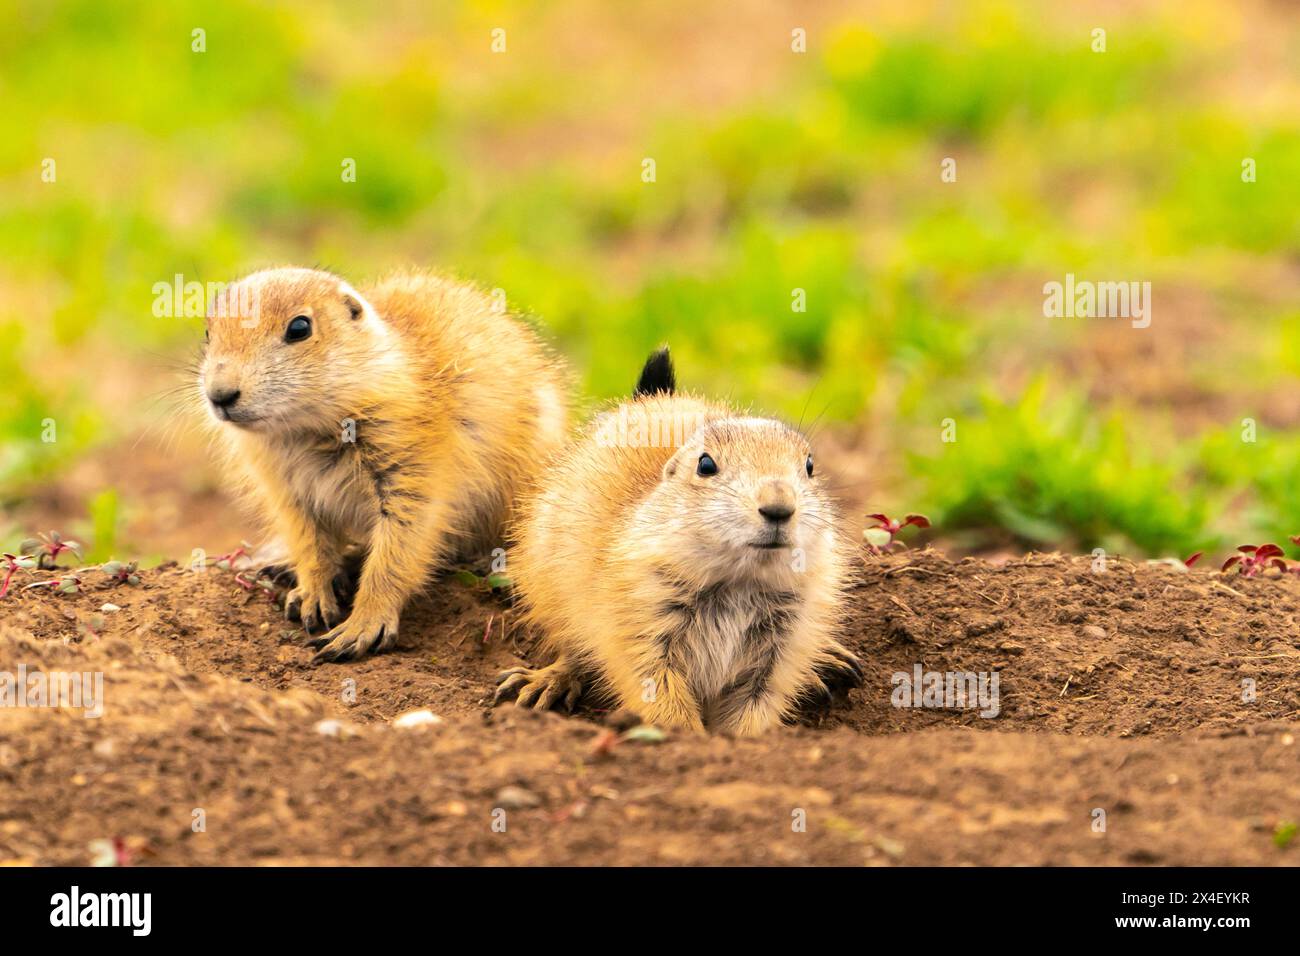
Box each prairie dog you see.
[497,348,861,736]
[199,267,568,663]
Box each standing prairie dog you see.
[497,348,862,736]
[199,267,568,663]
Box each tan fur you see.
[198,267,569,663]
[500,391,859,736]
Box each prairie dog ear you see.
[338,281,373,321]
[662,447,685,481]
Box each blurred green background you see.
[2,0,1300,563]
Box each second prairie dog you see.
[499,348,862,736]
[199,267,568,663]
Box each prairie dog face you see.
[199,267,386,433]
[645,417,832,585]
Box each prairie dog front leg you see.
[264,483,345,633]
[608,630,706,732]
[309,486,455,664]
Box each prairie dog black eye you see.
[805,454,814,477]
[284,315,312,343]
[696,453,718,477]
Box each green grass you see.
[823,18,1177,140]
[917,381,1217,556]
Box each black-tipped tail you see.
[634,346,676,397]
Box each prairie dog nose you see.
[208,386,241,408]
[756,480,796,524]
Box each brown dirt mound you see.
[836,550,1300,736]
[2,550,1298,865]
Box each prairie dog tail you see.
[633,345,676,397]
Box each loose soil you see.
[3,549,1299,866]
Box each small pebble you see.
[100,603,121,613]
[872,835,905,859]
[392,709,443,729]
[494,785,540,810]
[314,718,362,739]
[1081,625,1107,640]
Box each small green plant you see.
[86,489,121,563]
[453,570,512,592]
[1273,821,1297,849]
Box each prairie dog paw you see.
[285,576,342,634]
[814,643,864,693]
[308,613,399,664]
[493,662,583,712]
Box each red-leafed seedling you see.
[20,531,83,570]
[1221,544,1287,577]
[212,542,253,571]
[234,570,279,604]
[863,512,931,555]
[1,554,37,598]
[100,560,141,585]
[78,614,107,640]
[24,572,83,594]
